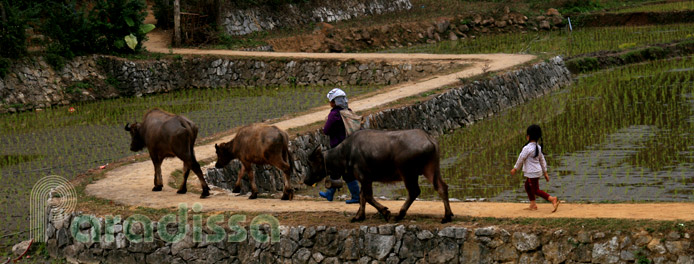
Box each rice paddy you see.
[382,23,694,57]
[385,56,694,202]
[0,84,380,250]
[614,1,694,13]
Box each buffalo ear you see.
[215,143,219,150]
[124,123,131,131]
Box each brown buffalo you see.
[214,123,295,200]
[304,129,453,223]
[125,108,210,198]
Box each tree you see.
[174,0,180,46]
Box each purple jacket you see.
[323,107,346,148]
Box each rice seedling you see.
[404,56,694,202]
[615,1,694,13]
[381,23,694,57]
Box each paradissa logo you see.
[69,203,280,244]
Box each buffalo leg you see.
[190,161,210,198]
[177,164,190,194]
[395,174,421,221]
[233,164,245,194]
[424,162,453,223]
[353,179,390,222]
[273,157,294,201]
[351,180,369,222]
[152,157,163,192]
[245,162,258,199]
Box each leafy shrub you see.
[153,0,174,29]
[0,0,31,60]
[91,0,149,53]
[41,1,99,59]
[0,57,11,78]
[566,57,599,73]
[40,0,151,68]
[675,39,694,52]
[44,52,66,70]
[559,0,603,14]
[621,47,666,64]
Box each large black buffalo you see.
[125,108,210,198]
[304,129,453,223]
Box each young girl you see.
[510,124,560,212]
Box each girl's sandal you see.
[552,199,561,213]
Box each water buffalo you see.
[125,108,210,198]
[214,123,295,200]
[304,129,453,223]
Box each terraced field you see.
[3,0,694,256]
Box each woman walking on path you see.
[318,88,361,204]
[511,124,560,212]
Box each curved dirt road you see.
[85,23,694,222]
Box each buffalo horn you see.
[124,123,131,131]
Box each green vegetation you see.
[382,23,694,57]
[418,57,694,202]
[0,155,40,169]
[0,0,37,77]
[615,1,694,13]
[565,56,600,73]
[41,0,153,65]
[1,0,152,70]
[620,46,667,63]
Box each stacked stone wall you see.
[0,56,463,113]
[45,211,693,263]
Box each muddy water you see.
[370,58,694,202]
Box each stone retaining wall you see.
[206,57,572,194]
[0,55,463,113]
[267,8,568,53]
[45,210,694,263]
[220,0,412,36]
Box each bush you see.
[621,47,666,64]
[91,0,149,53]
[40,0,149,67]
[0,57,11,78]
[0,0,32,59]
[153,0,174,29]
[566,57,599,73]
[41,1,99,59]
[559,0,603,14]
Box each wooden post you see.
[174,0,181,46]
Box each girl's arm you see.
[539,150,549,181]
[539,151,548,174]
[511,147,530,175]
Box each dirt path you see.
[85,18,694,222]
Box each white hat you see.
[327,88,347,102]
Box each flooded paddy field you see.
[373,57,694,202]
